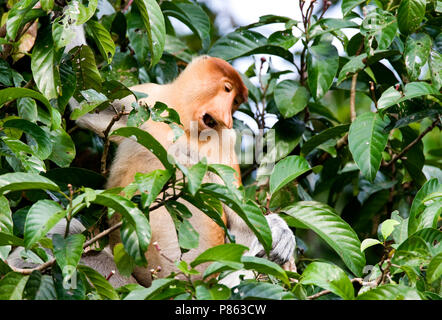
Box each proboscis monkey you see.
[74,55,296,287]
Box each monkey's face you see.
[189,57,248,132]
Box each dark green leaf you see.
[274,80,310,117]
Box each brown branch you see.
[384,118,440,167]
[100,107,126,175]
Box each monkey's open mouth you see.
[203,113,217,128]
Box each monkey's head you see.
[174,55,248,132]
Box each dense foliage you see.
[0,0,441,300]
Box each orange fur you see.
[101,56,248,286]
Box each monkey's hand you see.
[249,214,296,266]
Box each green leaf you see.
[427,252,442,283]
[0,172,59,195]
[361,9,397,51]
[274,80,310,118]
[23,272,57,300]
[0,232,24,247]
[337,54,367,84]
[177,219,199,250]
[232,281,295,300]
[301,262,354,300]
[301,124,350,156]
[397,0,427,34]
[135,169,172,208]
[195,284,230,300]
[208,30,294,62]
[92,193,151,266]
[110,127,174,172]
[47,128,76,168]
[269,156,311,194]
[31,26,61,100]
[307,43,339,100]
[70,89,108,121]
[24,200,65,248]
[357,284,423,300]
[201,184,272,253]
[3,119,52,160]
[190,243,248,268]
[282,201,366,276]
[0,272,29,300]
[133,0,166,67]
[161,1,211,49]
[71,45,102,93]
[0,88,59,128]
[361,238,382,252]
[415,201,441,231]
[6,0,40,40]
[67,0,97,25]
[53,234,85,280]
[86,20,116,64]
[341,0,365,16]
[52,17,76,50]
[404,33,432,80]
[380,219,400,240]
[124,278,175,300]
[348,112,390,182]
[77,265,119,300]
[268,30,298,50]
[208,164,243,201]
[241,256,290,286]
[409,178,442,235]
[0,196,13,234]
[113,243,135,278]
[17,98,38,123]
[177,159,208,196]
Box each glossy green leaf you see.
[274,80,310,118]
[208,30,294,62]
[92,193,151,265]
[24,200,65,248]
[0,232,24,247]
[71,45,102,93]
[86,20,116,64]
[341,0,365,16]
[177,159,208,196]
[357,284,423,300]
[283,201,366,276]
[307,43,339,100]
[380,219,400,240]
[0,172,59,195]
[0,272,29,300]
[427,252,442,283]
[31,27,61,100]
[161,1,211,49]
[360,238,382,252]
[190,243,248,268]
[47,128,76,168]
[232,281,295,300]
[301,262,354,300]
[361,9,397,51]
[113,243,135,278]
[409,178,442,235]
[3,119,52,160]
[269,156,311,194]
[348,112,390,182]
[404,33,432,80]
[135,169,172,208]
[301,124,350,156]
[124,278,175,300]
[241,255,290,286]
[133,0,166,67]
[77,265,119,300]
[110,127,174,172]
[208,164,243,201]
[53,234,85,280]
[397,0,427,34]
[268,30,298,49]
[23,272,57,300]
[6,0,40,40]
[195,284,230,300]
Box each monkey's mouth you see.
[202,113,217,129]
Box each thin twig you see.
[384,118,440,167]
[100,107,126,175]
[307,277,376,300]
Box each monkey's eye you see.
[203,113,217,128]
[224,83,232,93]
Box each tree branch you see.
[384,118,440,167]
